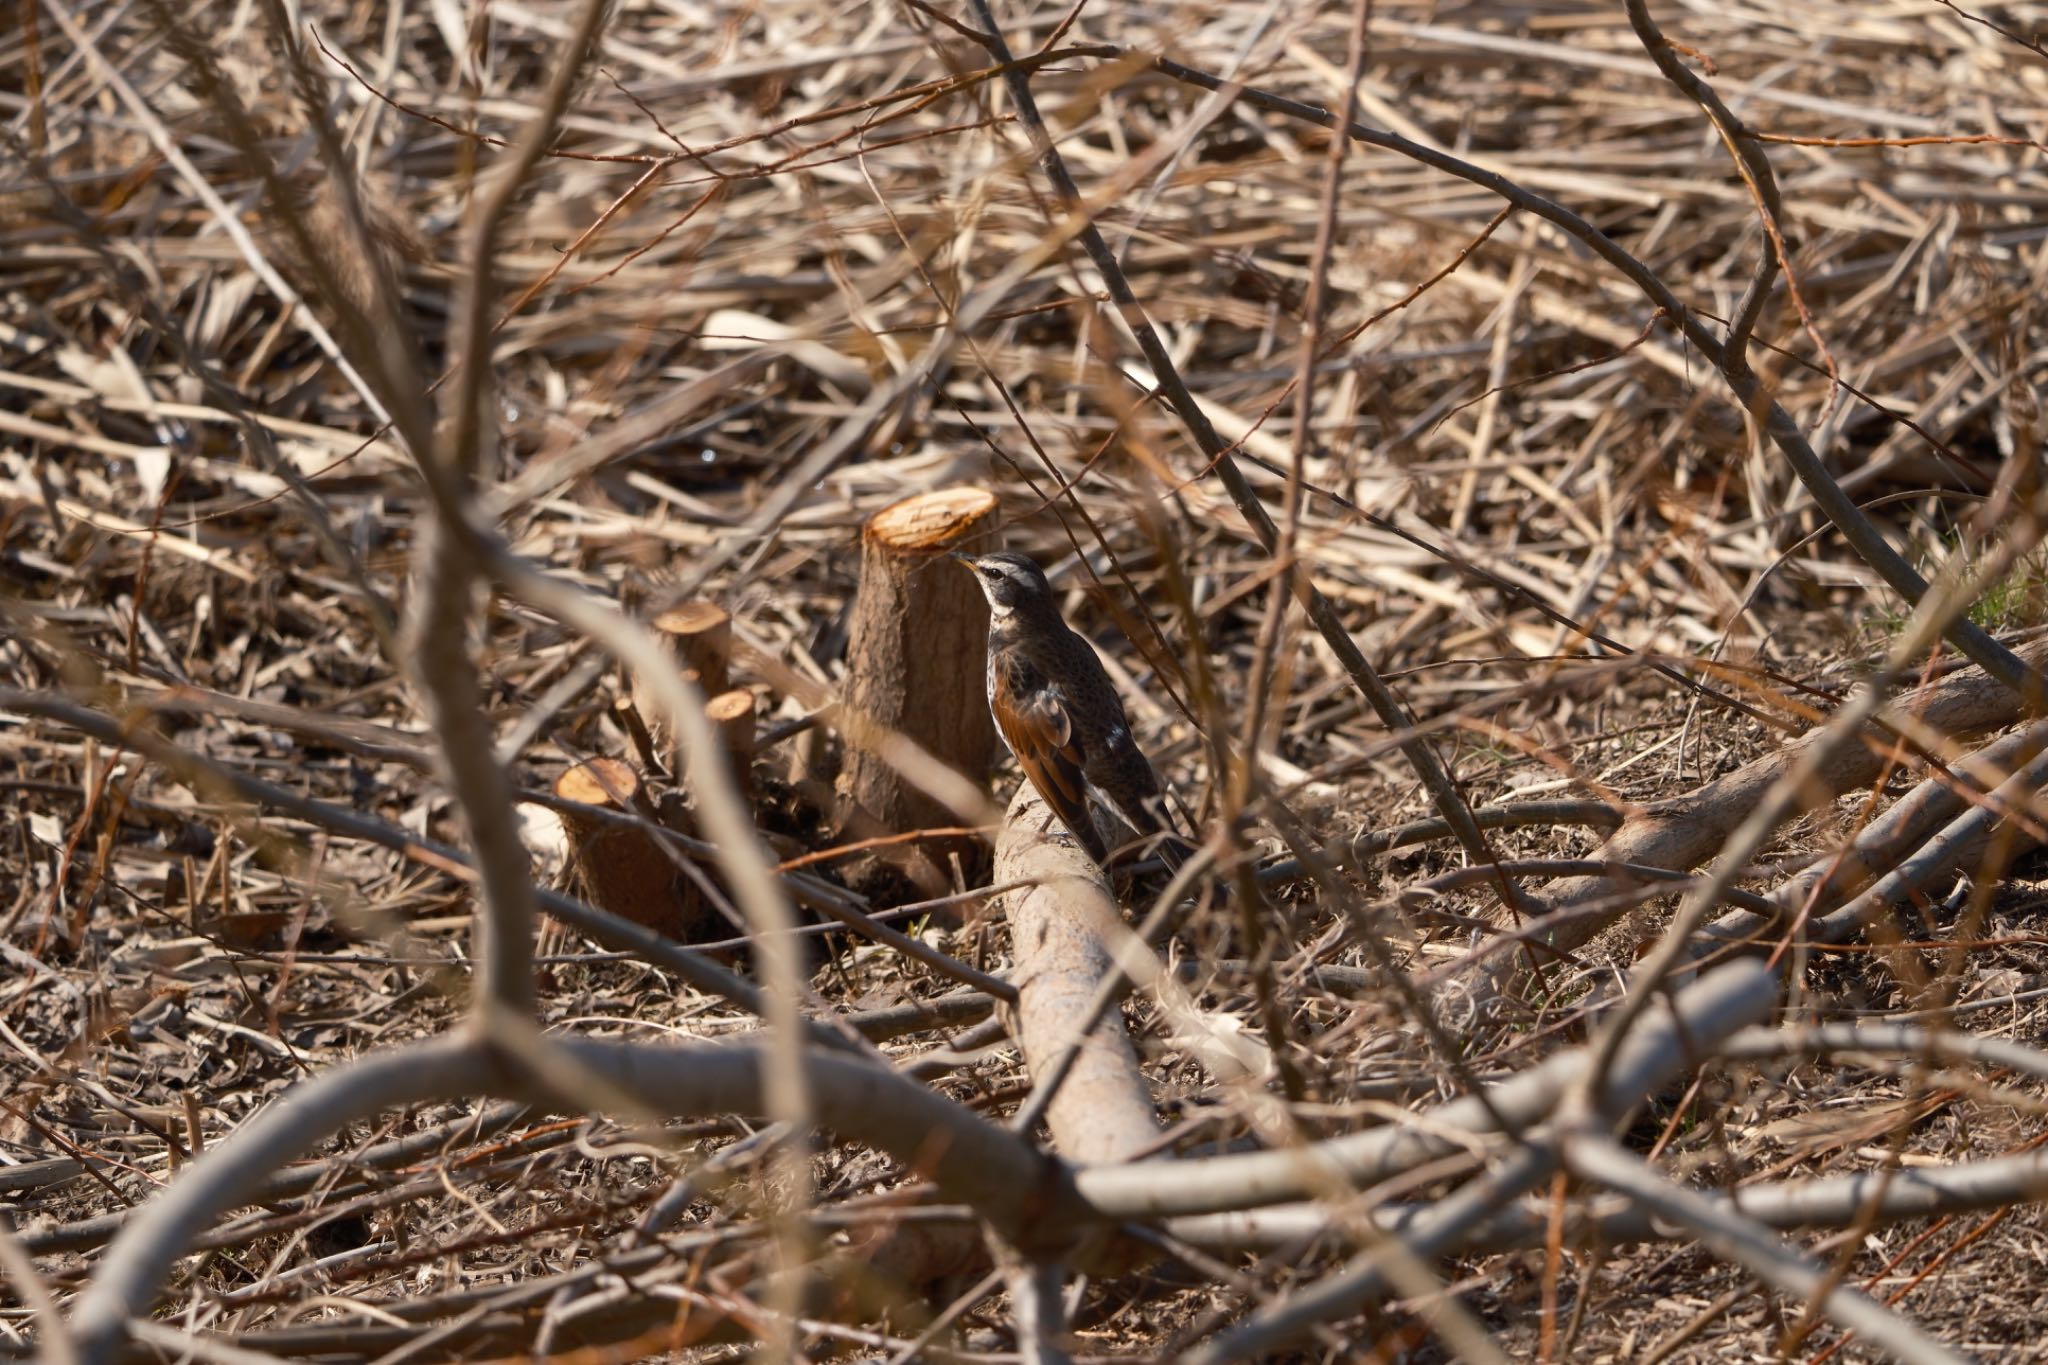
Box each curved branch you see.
[1720,1019,2048,1084]
[69,1034,1081,1362]
[554,1037,1083,1243]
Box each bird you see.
[952,549,1191,871]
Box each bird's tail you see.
[1139,829,1198,875]
[1107,796,1201,880]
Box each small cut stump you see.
[554,757,708,941]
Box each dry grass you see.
[8,0,2048,1359]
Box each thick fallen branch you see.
[996,784,1161,1166]
[1165,1135,2048,1254]
[67,1033,1084,1361]
[1078,960,1775,1220]
[1168,960,1774,1363]
[1172,1021,2048,1256]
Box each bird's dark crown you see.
[955,550,1055,615]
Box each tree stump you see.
[837,487,1001,896]
[554,757,706,941]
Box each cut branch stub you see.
[838,486,1001,896]
[706,688,757,799]
[633,600,733,759]
[657,600,733,692]
[554,757,706,941]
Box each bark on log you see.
[554,758,706,941]
[998,783,1161,1165]
[838,487,1001,895]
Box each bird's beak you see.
[947,551,978,569]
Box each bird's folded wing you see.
[993,674,1100,855]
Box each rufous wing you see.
[992,671,1106,863]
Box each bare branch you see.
[1077,960,1776,1220]
[1563,1135,1972,1365]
